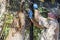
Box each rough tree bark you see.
[0,0,6,36]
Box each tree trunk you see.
[0,0,6,17]
[0,0,6,34]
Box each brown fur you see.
[6,0,25,39]
[6,11,25,40]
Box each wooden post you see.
[29,0,34,40]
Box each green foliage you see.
[33,26,42,40]
[1,12,14,40]
[7,0,20,11]
[38,7,48,18]
[5,13,13,24]
[2,24,10,40]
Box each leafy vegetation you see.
[1,13,13,40]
